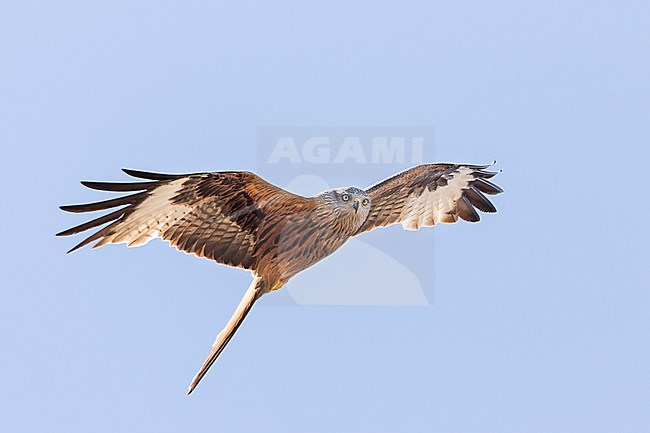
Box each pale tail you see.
[186,277,263,395]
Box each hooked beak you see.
[353,200,359,213]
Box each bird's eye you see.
[362,198,369,206]
[341,194,350,201]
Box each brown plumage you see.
[57,162,502,394]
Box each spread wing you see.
[57,169,303,271]
[355,162,503,235]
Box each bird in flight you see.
[58,162,502,394]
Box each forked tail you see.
[186,277,263,395]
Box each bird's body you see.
[58,163,502,394]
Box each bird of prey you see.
[57,162,502,394]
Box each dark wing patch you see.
[355,163,502,235]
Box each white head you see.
[317,187,372,233]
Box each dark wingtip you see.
[467,186,497,213]
[475,170,500,179]
[474,178,503,195]
[58,193,145,214]
[122,168,184,181]
[65,240,88,254]
[55,208,126,239]
[56,229,72,237]
[60,204,90,213]
[81,180,157,192]
[57,232,83,253]
[457,195,481,223]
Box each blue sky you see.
[1,1,649,432]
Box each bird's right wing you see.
[57,169,305,270]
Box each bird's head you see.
[318,187,371,232]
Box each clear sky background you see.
[1,1,649,432]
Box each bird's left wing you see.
[355,163,503,235]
